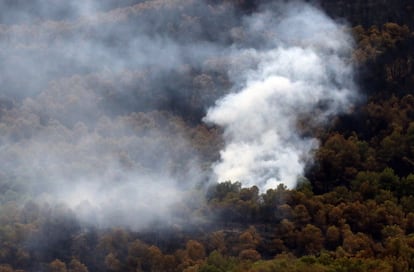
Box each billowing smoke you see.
[0,0,357,229]
[204,3,357,190]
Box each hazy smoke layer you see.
[204,3,357,190]
[0,0,230,229]
[0,0,356,228]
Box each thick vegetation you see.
[1,1,414,272]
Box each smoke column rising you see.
[204,3,357,190]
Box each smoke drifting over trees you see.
[0,0,233,229]
[2,0,414,271]
[0,0,358,229]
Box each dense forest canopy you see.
[0,0,414,271]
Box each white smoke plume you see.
[0,0,358,230]
[204,3,357,190]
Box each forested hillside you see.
[1,0,414,271]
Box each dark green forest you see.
[1,0,414,271]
